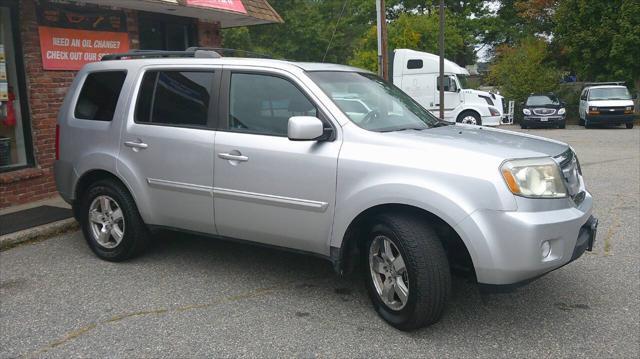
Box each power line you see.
[323,0,349,62]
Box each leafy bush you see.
[487,37,561,104]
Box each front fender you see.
[332,184,466,250]
[457,104,491,118]
[330,177,504,266]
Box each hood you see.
[587,99,634,107]
[383,124,568,160]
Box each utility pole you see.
[438,0,445,120]
[376,0,388,80]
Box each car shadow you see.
[132,229,595,336]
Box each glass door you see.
[0,4,32,171]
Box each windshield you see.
[588,87,631,100]
[526,95,560,106]
[457,75,468,90]
[307,71,443,132]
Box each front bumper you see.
[523,115,565,125]
[454,191,594,287]
[585,114,634,124]
[482,115,502,126]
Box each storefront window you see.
[0,5,30,171]
[139,12,197,51]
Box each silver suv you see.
[55,50,597,331]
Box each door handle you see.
[124,140,148,149]
[218,153,248,162]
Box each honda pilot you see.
[54,49,597,331]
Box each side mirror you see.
[633,93,638,99]
[456,87,461,93]
[288,116,325,141]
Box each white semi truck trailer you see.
[393,49,507,126]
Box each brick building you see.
[0,0,281,208]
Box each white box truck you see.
[393,49,505,126]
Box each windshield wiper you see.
[432,121,451,127]
[378,127,427,132]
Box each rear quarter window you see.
[74,71,127,121]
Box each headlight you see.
[500,158,567,198]
[558,108,566,115]
[489,107,500,116]
[523,108,531,115]
[625,106,634,114]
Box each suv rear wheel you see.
[626,123,634,129]
[79,179,150,261]
[363,212,451,331]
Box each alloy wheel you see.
[88,195,125,249]
[369,235,410,310]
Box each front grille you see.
[555,149,582,199]
[596,107,625,115]
[532,108,556,116]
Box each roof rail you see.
[584,81,626,87]
[101,49,221,61]
[187,47,273,59]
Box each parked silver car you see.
[54,50,597,331]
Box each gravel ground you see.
[1,125,638,358]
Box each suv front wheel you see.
[364,212,451,331]
[79,179,150,261]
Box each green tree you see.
[349,12,473,72]
[554,0,640,89]
[222,0,374,63]
[487,37,560,102]
[222,0,485,70]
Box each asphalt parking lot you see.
[1,125,639,358]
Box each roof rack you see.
[186,47,273,59]
[101,49,221,61]
[101,47,273,61]
[584,81,625,87]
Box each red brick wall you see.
[0,2,222,209]
[0,0,140,208]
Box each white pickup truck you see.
[393,49,505,126]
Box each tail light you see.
[55,124,60,160]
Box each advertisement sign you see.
[186,0,248,14]
[36,3,127,32]
[36,3,128,70]
[38,27,129,71]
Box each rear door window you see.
[135,70,215,127]
[74,71,127,121]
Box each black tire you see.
[579,117,585,126]
[626,123,634,129]
[520,123,528,129]
[456,111,482,126]
[584,118,592,129]
[79,179,150,261]
[363,212,451,331]
[559,121,566,129]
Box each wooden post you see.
[376,0,389,80]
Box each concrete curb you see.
[0,218,79,250]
